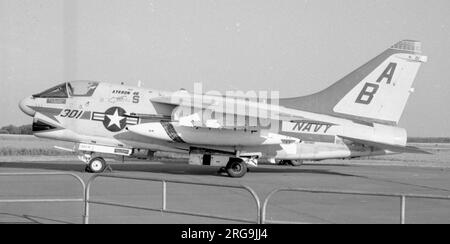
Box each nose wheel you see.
[85,157,107,173]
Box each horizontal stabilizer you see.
[340,136,432,154]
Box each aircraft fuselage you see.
[20,81,398,163]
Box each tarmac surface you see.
[1,159,450,224]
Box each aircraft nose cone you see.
[19,96,36,117]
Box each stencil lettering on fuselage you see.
[110,90,140,104]
[282,121,334,134]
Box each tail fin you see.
[280,40,428,125]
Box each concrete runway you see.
[1,159,450,224]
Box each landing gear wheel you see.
[278,160,288,166]
[288,160,304,167]
[226,159,247,178]
[278,160,303,167]
[87,157,107,173]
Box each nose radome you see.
[19,96,36,117]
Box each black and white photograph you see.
[1,0,450,230]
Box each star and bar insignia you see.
[92,107,139,132]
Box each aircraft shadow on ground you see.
[0,161,356,177]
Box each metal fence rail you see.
[261,188,450,224]
[0,172,86,223]
[83,174,261,224]
[3,172,450,224]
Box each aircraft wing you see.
[125,113,172,121]
[151,95,337,125]
[150,94,217,109]
[284,118,337,126]
[339,136,432,154]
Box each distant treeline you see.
[0,124,33,135]
[407,137,450,143]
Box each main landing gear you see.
[278,160,304,167]
[218,158,249,178]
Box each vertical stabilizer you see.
[280,40,428,125]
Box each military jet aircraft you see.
[19,40,429,177]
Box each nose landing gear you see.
[78,153,110,173]
[86,157,107,173]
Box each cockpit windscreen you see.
[33,83,68,98]
[67,81,99,97]
[33,81,99,98]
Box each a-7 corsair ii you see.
[19,40,429,177]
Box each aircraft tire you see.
[288,160,304,167]
[87,157,107,173]
[226,159,247,178]
[278,160,288,166]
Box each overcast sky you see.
[1,0,449,136]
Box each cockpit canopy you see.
[33,81,99,98]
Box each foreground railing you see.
[83,174,261,224]
[2,172,450,224]
[0,172,86,223]
[261,188,450,224]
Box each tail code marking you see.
[355,62,397,105]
